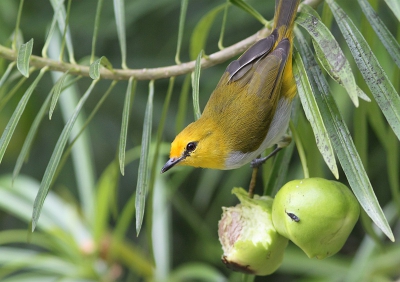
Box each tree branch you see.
[0,28,270,81]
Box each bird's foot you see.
[248,135,292,197]
[250,135,292,168]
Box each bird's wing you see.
[226,29,278,82]
[200,39,292,153]
[226,38,291,153]
[250,38,290,100]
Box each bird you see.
[161,0,300,174]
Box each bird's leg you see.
[250,135,292,168]
[248,135,292,197]
[248,161,259,198]
[250,147,282,168]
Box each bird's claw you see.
[250,158,265,168]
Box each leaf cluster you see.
[0,0,399,281]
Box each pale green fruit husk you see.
[219,187,288,275]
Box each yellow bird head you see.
[161,118,229,172]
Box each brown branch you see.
[0,28,270,81]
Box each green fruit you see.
[219,188,288,276]
[272,178,360,259]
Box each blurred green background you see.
[0,0,399,281]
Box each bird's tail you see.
[273,0,300,101]
[272,0,300,38]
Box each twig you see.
[0,28,270,81]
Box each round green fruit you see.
[272,178,360,259]
[219,188,288,276]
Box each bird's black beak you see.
[161,156,184,173]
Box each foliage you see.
[0,0,399,281]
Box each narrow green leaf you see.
[175,75,191,133]
[89,56,113,80]
[13,91,52,182]
[32,80,97,231]
[49,70,70,119]
[299,5,369,102]
[49,0,76,64]
[0,230,56,252]
[281,249,351,278]
[0,67,47,164]
[0,177,54,231]
[327,0,400,141]
[313,43,371,103]
[229,0,268,25]
[358,0,400,69]
[48,81,116,228]
[367,102,400,211]
[218,2,229,50]
[150,77,175,186]
[12,29,25,52]
[321,2,334,28]
[145,83,176,261]
[94,160,120,243]
[147,80,175,243]
[112,147,141,241]
[1,175,91,247]
[383,0,400,22]
[146,86,177,270]
[17,38,33,78]
[299,2,320,18]
[295,27,394,242]
[296,111,325,177]
[90,0,105,64]
[175,0,188,64]
[356,86,371,102]
[55,69,96,226]
[119,77,136,175]
[293,51,338,178]
[0,249,79,277]
[115,195,137,239]
[0,62,16,89]
[59,0,72,63]
[190,4,225,60]
[387,130,400,212]
[265,134,295,197]
[113,0,127,69]
[353,104,368,167]
[0,77,27,112]
[135,81,154,236]
[289,121,309,178]
[295,12,359,106]
[12,0,24,50]
[55,81,117,185]
[0,273,61,282]
[151,168,170,280]
[42,0,63,58]
[191,50,203,120]
[367,101,390,148]
[359,209,382,248]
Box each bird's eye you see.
[186,142,197,152]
